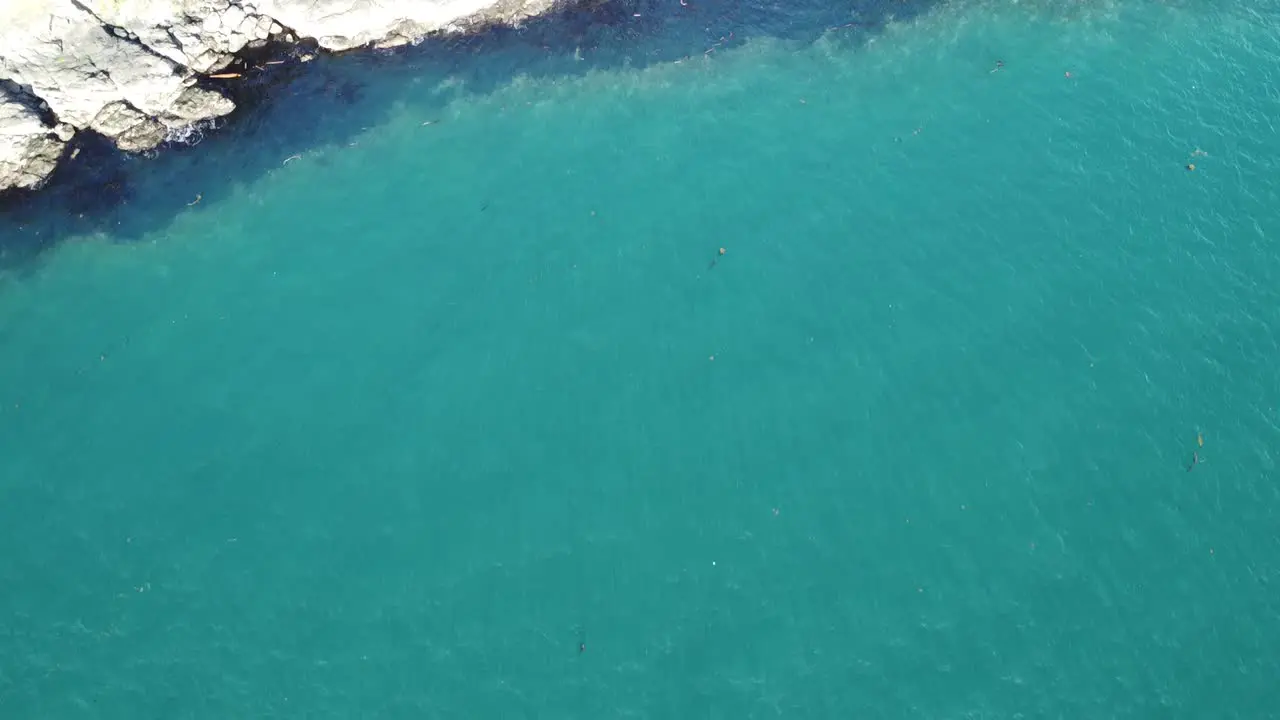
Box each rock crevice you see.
[0,0,562,193]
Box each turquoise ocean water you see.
[3,0,1280,716]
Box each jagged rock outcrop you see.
[0,0,561,194]
[0,82,69,190]
[256,0,557,52]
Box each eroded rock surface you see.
[0,82,67,190]
[0,0,561,193]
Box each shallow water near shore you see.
[3,0,1280,716]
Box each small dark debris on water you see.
[1186,432,1205,471]
[480,202,489,212]
[100,335,129,362]
[707,246,726,269]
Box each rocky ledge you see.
[0,0,559,193]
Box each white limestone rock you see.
[0,1,236,154]
[257,0,561,51]
[0,84,67,190]
[0,0,564,192]
[87,1,280,73]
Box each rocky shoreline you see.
[0,0,561,195]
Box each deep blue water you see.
[3,0,1280,717]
